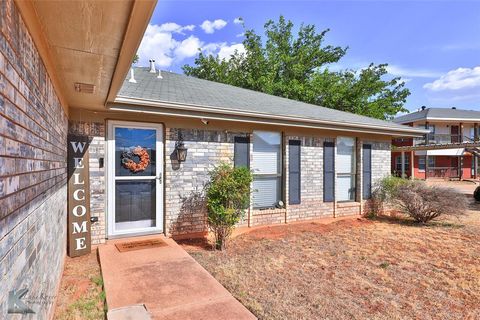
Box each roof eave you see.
[110,96,428,137]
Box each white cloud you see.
[137,23,203,68]
[233,17,243,24]
[200,19,227,34]
[137,24,178,67]
[236,33,244,38]
[202,42,224,56]
[174,35,203,60]
[441,43,480,51]
[137,22,244,69]
[218,43,246,60]
[424,66,480,91]
[386,65,442,78]
[158,22,195,34]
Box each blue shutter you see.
[234,136,250,168]
[324,141,335,202]
[362,144,372,199]
[288,140,301,204]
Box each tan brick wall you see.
[0,0,68,318]
[164,128,250,236]
[285,135,337,221]
[66,120,392,240]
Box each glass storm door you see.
[107,121,163,237]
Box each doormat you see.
[115,239,168,252]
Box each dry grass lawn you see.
[184,201,480,320]
[54,248,106,320]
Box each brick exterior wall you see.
[0,0,68,318]
[367,140,391,186]
[65,120,392,240]
[285,136,336,221]
[165,128,249,236]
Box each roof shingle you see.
[117,68,424,133]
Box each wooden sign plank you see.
[67,134,92,257]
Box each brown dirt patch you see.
[245,218,372,240]
[184,204,480,320]
[53,248,106,320]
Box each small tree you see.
[394,181,468,223]
[206,163,252,250]
[132,53,139,65]
[369,176,408,216]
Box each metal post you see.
[460,123,463,142]
[401,151,406,179]
[459,156,463,180]
[475,155,478,180]
[410,151,415,180]
[425,122,429,144]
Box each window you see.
[251,131,282,208]
[418,156,426,171]
[336,137,356,201]
[234,136,250,168]
[428,156,435,168]
[395,154,409,172]
[288,140,301,205]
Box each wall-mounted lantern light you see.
[175,132,188,162]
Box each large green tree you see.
[183,16,409,120]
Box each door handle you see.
[156,173,162,183]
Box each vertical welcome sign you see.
[67,135,91,257]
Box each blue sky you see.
[137,1,480,112]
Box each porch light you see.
[175,133,188,162]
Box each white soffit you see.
[415,148,465,156]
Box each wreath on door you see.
[121,146,150,173]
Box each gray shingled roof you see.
[117,67,423,133]
[394,107,480,124]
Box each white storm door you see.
[107,121,163,237]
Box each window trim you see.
[395,154,410,172]
[251,131,284,209]
[336,137,356,202]
[418,156,426,172]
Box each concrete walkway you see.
[426,180,478,195]
[98,235,256,320]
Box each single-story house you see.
[0,0,425,318]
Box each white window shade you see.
[336,137,355,173]
[251,131,282,208]
[337,175,355,201]
[251,132,281,174]
[251,151,279,174]
[252,177,281,208]
[336,137,356,201]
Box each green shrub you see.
[206,163,253,250]
[369,176,409,216]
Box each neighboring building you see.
[0,0,424,318]
[392,106,480,180]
